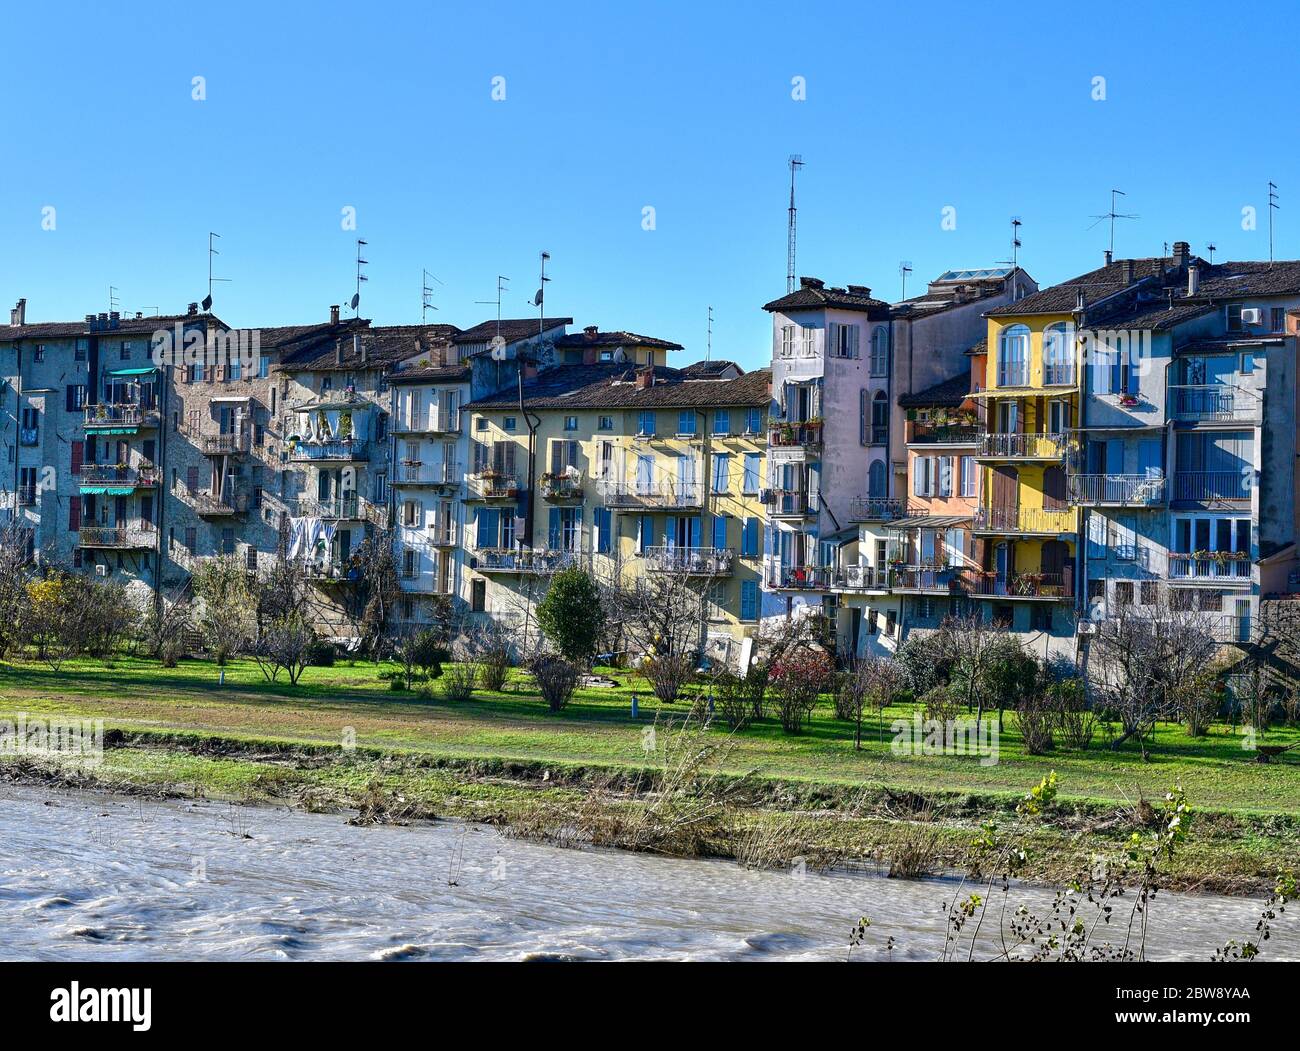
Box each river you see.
[0,784,1291,961]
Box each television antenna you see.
[421,269,442,321]
[204,232,231,312]
[109,286,119,313]
[706,305,713,361]
[899,262,913,301]
[1205,242,1217,265]
[351,239,368,314]
[786,154,804,293]
[1269,181,1280,267]
[475,275,511,341]
[534,251,551,338]
[1088,189,1138,257]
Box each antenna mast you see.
[786,155,804,293]
[899,262,912,301]
[1089,189,1138,257]
[1269,181,1280,267]
[475,276,511,340]
[1206,242,1217,265]
[421,269,442,321]
[706,305,713,361]
[205,232,230,311]
[536,251,551,339]
[353,239,369,316]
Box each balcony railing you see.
[77,526,155,549]
[1209,613,1256,644]
[837,564,890,590]
[84,404,160,429]
[978,432,1068,460]
[762,488,817,517]
[394,461,460,486]
[596,480,704,510]
[298,495,363,519]
[1168,554,1252,582]
[847,496,904,522]
[1172,471,1251,503]
[79,464,160,487]
[1168,384,1261,423]
[541,472,584,502]
[199,432,251,456]
[16,485,37,507]
[290,438,368,461]
[475,548,585,574]
[643,546,735,576]
[393,412,460,435]
[767,565,833,590]
[1067,473,1167,506]
[893,564,976,593]
[186,487,249,516]
[769,421,823,448]
[973,506,1075,534]
[1042,363,1075,386]
[470,472,524,500]
[908,422,980,445]
[973,572,1073,599]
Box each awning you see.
[971,386,1078,397]
[78,486,134,496]
[83,426,137,434]
[886,514,972,531]
[108,367,157,376]
[210,395,252,403]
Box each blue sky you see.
[1,0,1296,369]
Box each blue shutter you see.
[742,516,758,556]
[712,516,727,550]
[548,508,561,550]
[688,516,702,548]
[740,580,758,621]
[595,508,611,553]
[476,508,500,549]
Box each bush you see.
[714,671,751,730]
[1017,696,1055,755]
[536,568,605,664]
[640,651,695,705]
[532,657,580,712]
[307,639,336,667]
[441,663,477,703]
[920,684,959,726]
[744,662,769,721]
[389,676,408,692]
[894,633,952,697]
[769,647,833,734]
[1047,677,1095,750]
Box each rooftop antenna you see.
[109,286,119,313]
[1205,242,1217,265]
[1269,181,1280,267]
[204,232,230,312]
[534,251,551,339]
[1010,217,1023,270]
[706,305,713,361]
[786,154,804,294]
[421,269,442,321]
[899,261,913,301]
[1088,189,1138,257]
[351,239,368,315]
[475,276,511,340]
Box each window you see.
[1030,605,1053,631]
[997,324,1029,386]
[65,384,88,411]
[1043,322,1075,385]
[1271,307,1286,333]
[1111,515,1137,560]
[870,391,888,444]
[638,410,657,437]
[917,597,936,620]
[745,408,762,435]
[503,416,517,432]
[33,344,46,363]
[598,415,613,431]
[801,326,816,357]
[259,356,270,378]
[740,580,759,621]
[868,459,886,498]
[870,328,889,376]
[780,325,795,358]
[471,579,486,612]
[475,417,488,432]
[1114,580,1135,607]
[185,527,197,552]
[742,452,762,494]
[829,322,859,358]
[711,453,730,493]
[120,341,132,361]
[564,415,579,431]
[594,507,612,554]
[1140,580,1158,606]
[221,528,235,555]
[74,339,88,362]
[741,517,760,557]
[960,455,977,497]
[1227,303,1243,332]
[885,609,897,636]
[677,411,697,436]
[712,410,731,436]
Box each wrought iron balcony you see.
[394,461,461,487]
[847,497,904,522]
[1168,384,1261,423]
[836,564,891,590]
[79,464,160,488]
[83,404,160,430]
[761,487,817,517]
[893,564,977,594]
[289,438,367,461]
[642,546,734,576]
[199,432,251,456]
[1167,554,1251,582]
[766,565,833,590]
[541,471,584,502]
[475,548,585,574]
[77,525,155,549]
[972,571,1073,599]
[973,506,1075,534]
[1067,473,1167,507]
[469,472,524,500]
[596,480,703,510]
[1171,471,1252,503]
[977,432,1068,460]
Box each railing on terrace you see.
[79,464,160,486]
[185,486,249,516]
[767,565,833,590]
[393,412,460,434]
[394,461,460,485]
[1172,471,1252,503]
[1167,554,1252,581]
[1168,384,1261,423]
[469,473,524,500]
[541,472,584,501]
[290,438,367,461]
[847,496,904,522]
[769,421,823,448]
[84,404,160,429]
[973,506,1075,534]
[77,525,155,548]
[978,432,1068,460]
[893,564,977,593]
[972,572,1074,599]
[199,432,251,456]
[908,422,980,445]
[1067,473,1167,506]
[762,487,817,516]
[297,495,364,519]
[596,480,703,509]
[837,564,890,590]
[475,548,585,574]
[642,546,735,576]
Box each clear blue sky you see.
[2,0,1296,369]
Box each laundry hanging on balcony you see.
[287,516,336,561]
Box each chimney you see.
[846,284,872,297]
[135,311,143,320]
[355,332,366,365]
[1075,288,1086,313]
[10,298,26,326]
[1172,241,1191,268]
[1123,260,1135,285]
[636,365,655,390]
[186,302,198,316]
[798,276,824,290]
[1188,265,1200,296]
[584,325,598,336]
[1104,250,1113,266]
[334,338,343,366]
[329,304,340,325]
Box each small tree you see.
[251,612,317,684]
[191,554,257,665]
[843,656,905,748]
[536,568,605,665]
[769,646,834,734]
[640,651,696,705]
[394,627,449,689]
[532,656,580,712]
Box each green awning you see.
[83,426,137,434]
[108,367,157,376]
[79,485,134,496]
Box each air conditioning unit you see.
[1240,308,1263,326]
[1077,621,1096,636]
[95,563,107,577]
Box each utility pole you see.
[786,155,804,293]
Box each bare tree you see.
[0,520,34,658]
[250,611,317,684]
[933,614,1018,733]
[841,656,906,749]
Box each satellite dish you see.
[349,293,360,310]
[489,335,507,361]
[533,289,544,306]
[201,294,213,312]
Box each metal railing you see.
[200,432,251,456]
[769,422,823,448]
[893,564,977,593]
[1167,555,1252,581]
[978,432,1068,459]
[183,485,249,516]
[393,412,460,435]
[84,404,160,429]
[973,506,1075,533]
[972,572,1073,599]
[1043,362,1075,386]
[79,464,160,487]
[77,525,155,548]
[541,472,584,501]
[394,461,460,485]
[767,565,833,589]
[475,548,585,574]
[847,496,904,521]
[908,422,980,445]
[1172,471,1251,502]
[1168,384,1261,423]
[763,488,817,516]
[642,546,735,576]
[837,564,890,590]
[1067,473,1167,506]
[298,495,363,519]
[596,480,703,509]
[469,472,524,500]
[290,438,367,461]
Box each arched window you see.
[1043,322,1075,386]
[868,459,886,498]
[870,328,889,377]
[871,390,888,444]
[997,324,1030,386]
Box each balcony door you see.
[992,465,1018,530]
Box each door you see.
[1041,539,1067,590]
[992,466,1018,530]
[1043,466,1067,511]
[994,542,1010,593]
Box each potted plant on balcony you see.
[1119,393,1141,408]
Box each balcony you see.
[1168,384,1261,424]
[394,461,461,488]
[79,464,160,489]
[541,471,584,503]
[847,497,904,522]
[907,422,980,445]
[768,421,823,461]
[767,565,833,590]
[977,432,1068,461]
[972,572,1074,600]
[469,472,524,501]
[475,548,585,574]
[392,413,460,436]
[762,488,817,518]
[199,432,251,456]
[643,546,735,576]
[836,564,891,591]
[1172,471,1252,504]
[1168,554,1252,583]
[16,485,37,507]
[596,480,704,511]
[290,438,368,462]
[77,526,155,549]
[298,495,364,520]
[1042,363,1076,387]
[973,506,1075,535]
[893,564,976,594]
[429,524,457,546]
[186,487,249,518]
[83,404,160,430]
[1067,473,1167,507]
[19,427,38,446]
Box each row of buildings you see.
[2,238,1296,666]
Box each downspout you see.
[154,358,167,613]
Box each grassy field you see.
[1,654,1298,892]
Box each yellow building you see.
[462,334,770,662]
[973,301,1081,638]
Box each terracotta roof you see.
[390,364,471,384]
[898,372,972,409]
[0,312,226,341]
[466,363,771,411]
[985,257,1188,317]
[555,328,682,350]
[452,318,571,346]
[274,323,458,372]
[763,278,892,318]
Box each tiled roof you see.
[985,257,1186,317]
[898,372,972,409]
[275,322,458,372]
[0,312,226,341]
[764,278,892,318]
[452,318,572,346]
[1193,260,1300,298]
[390,364,471,384]
[680,359,740,377]
[554,328,682,350]
[466,363,771,411]
[1084,296,1216,332]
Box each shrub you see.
[744,662,769,721]
[640,651,696,705]
[920,684,959,726]
[894,633,952,697]
[389,676,407,692]
[536,568,605,664]
[532,656,580,712]
[308,639,336,667]
[1017,695,1055,756]
[714,671,751,730]
[1047,677,1095,750]
[441,663,477,703]
[769,647,834,734]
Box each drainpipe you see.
[153,357,167,614]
